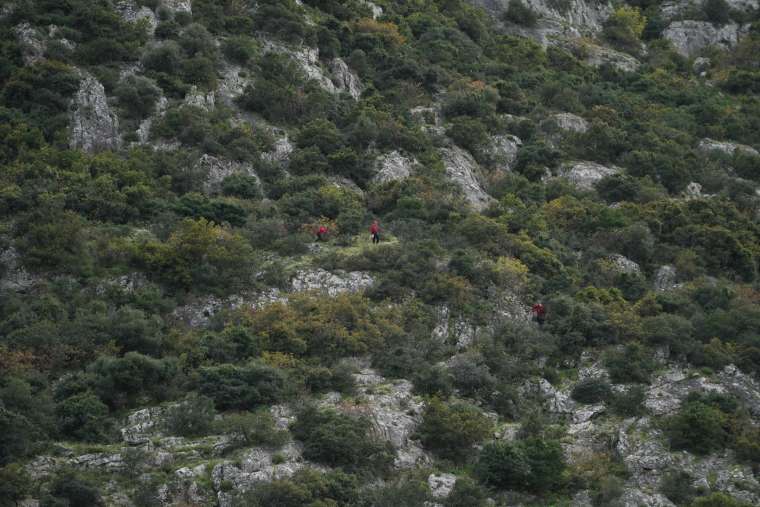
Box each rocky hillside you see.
[1,0,760,506]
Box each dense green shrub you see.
[55,392,110,442]
[605,342,656,384]
[243,468,360,507]
[416,398,492,461]
[660,470,698,506]
[571,378,612,404]
[165,394,216,437]
[213,410,288,448]
[664,393,737,455]
[198,361,289,411]
[290,405,394,472]
[43,471,104,507]
[503,0,538,27]
[475,438,565,492]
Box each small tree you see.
[416,398,492,461]
[166,394,216,437]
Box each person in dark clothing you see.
[369,220,380,244]
[316,225,328,241]
[531,303,546,326]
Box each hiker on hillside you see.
[316,225,328,242]
[531,302,546,326]
[369,220,381,244]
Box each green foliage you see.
[691,493,752,507]
[663,393,735,455]
[198,361,289,411]
[214,410,288,448]
[0,465,29,507]
[43,470,104,507]
[605,342,656,384]
[291,405,394,472]
[475,438,566,492]
[571,378,612,404]
[603,6,647,53]
[503,0,538,27]
[243,468,360,507]
[416,398,492,461]
[660,470,698,506]
[55,392,110,442]
[165,393,216,437]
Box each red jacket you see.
[532,303,546,317]
[370,223,379,234]
[318,226,328,235]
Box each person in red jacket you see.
[369,220,380,244]
[316,225,328,241]
[531,302,546,326]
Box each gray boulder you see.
[607,254,641,275]
[217,64,250,106]
[14,23,46,65]
[115,0,158,35]
[160,0,192,14]
[485,134,522,171]
[291,268,374,296]
[661,0,758,19]
[558,161,620,190]
[549,112,589,134]
[69,72,121,153]
[194,154,258,194]
[441,146,495,211]
[184,85,215,111]
[428,473,457,499]
[0,246,37,292]
[663,21,749,58]
[654,265,678,291]
[373,151,416,183]
[330,58,362,99]
[698,138,759,158]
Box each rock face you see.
[161,0,192,14]
[485,134,522,171]
[14,23,46,65]
[329,58,362,99]
[212,443,308,498]
[373,151,416,183]
[660,0,759,19]
[607,254,641,275]
[217,64,250,106]
[69,72,121,153]
[428,473,457,499]
[472,0,613,39]
[194,154,258,194]
[115,0,158,34]
[698,138,759,158]
[290,268,374,296]
[441,146,494,211]
[432,305,477,349]
[663,21,749,58]
[0,246,37,292]
[263,42,337,95]
[549,112,589,134]
[558,161,620,190]
[184,85,215,111]
[654,265,678,291]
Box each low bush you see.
[475,438,565,492]
[571,378,612,404]
[416,398,492,461]
[291,405,394,472]
[165,393,216,437]
[198,361,290,411]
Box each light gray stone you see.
[550,112,589,134]
[441,146,494,211]
[663,21,749,58]
[14,23,46,65]
[698,138,759,158]
[330,58,362,99]
[607,254,641,275]
[558,161,620,190]
[654,265,678,291]
[69,72,121,153]
[0,246,37,292]
[428,473,457,499]
[194,154,258,194]
[374,151,416,183]
[115,0,158,35]
[184,85,215,111]
[291,268,374,296]
[486,134,522,171]
[160,0,192,14]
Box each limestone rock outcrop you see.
[441,146,495,211]
[69,72,121,153]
